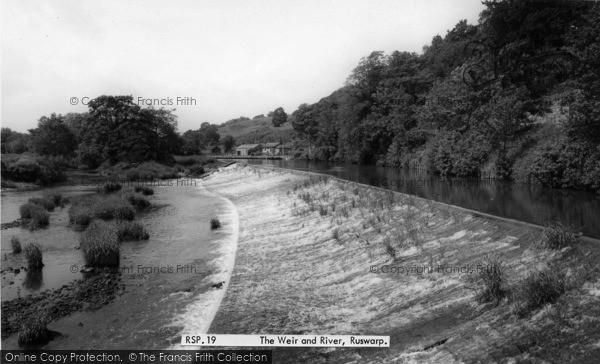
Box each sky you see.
[1,0,485,133]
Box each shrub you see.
[11,237,22,254]
[539,221,580,249]
[518,267,566,315]
[48,194,63,206]
[68,203,94,230]
[29,209,50,230]
[210,218,221,230]
[103,181,122,193]
[20,203,41,219]
[383,236,397,261]
[332,228,340,242]
[6,160,42,182]
[124,162,179,181]
[93,196,135,221]
[17,313,50,347]
[36,156,68,184]
[28,196,55,211]
[188,165,205,176]
[475,254,506,303]
[134,186,154,195]
[319,205,328,216]
[115,221,149,241]
[80,220,120,267]
[24,243,43,269]
[124,193,150,209]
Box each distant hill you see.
[217,116,297,145]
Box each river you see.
[240,159,600,239]
[1,179,236,348]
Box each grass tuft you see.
[134,186,154,195]
[80,220,120,267]
[103,181,122,193]
[539,221,580,249]
[28,196,56,211]
[517,266,566,316]
[11,236,22,254]
[24,243,44,269]
[115,221,149,241]
[17,313,50,347]
[475,254,506,303]
[210,217,221,230]
[124,193,150,210]
[28,208,50,230]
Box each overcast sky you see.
[1,0,485,133]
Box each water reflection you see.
[242,159,600,238]
[23,269,44,291]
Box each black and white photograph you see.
[1,0,600,362]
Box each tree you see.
[271,107,288,127]
[291,104,319,158]
[222,135,235,153]
[198,122,220,146]
[28,114,77,157]
[78,95,181,166]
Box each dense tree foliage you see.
[28,114,78,157]
[271,107,288,127]
[181,122,221,155]
[76,96,181,167]
[1,128,29,154]
[290,0,600,192]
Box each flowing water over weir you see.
[1,180,236,349]
[240,159,600,239]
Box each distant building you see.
[236,144,262,156]
[261,142,281,155]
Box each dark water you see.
[241,159,600,239]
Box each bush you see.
[103,181,122,193]
[69,195,135,229]
[134,186,154,195]
[24,243,43,269]
[124,162,179,181]
[17,313,50,347]
[11,237,22,254]
[188,165,205,176]
[28,196,55,211]
[518,267,566,315]
[539,221,580,249]
[80,220,120,267]
[319,205,328,216]
[93,196,135,221]
[20,203,40,219]
[475,254,506,303]
[115,221,149,241]
[29,209,50,230]
[48,194,63,206]
[125,193,150,209]
[210,218,221,230]
[68,201,94,230]
[6,160,42,182]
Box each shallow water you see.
[1,179,235,349]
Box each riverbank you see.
[203,164,600,363]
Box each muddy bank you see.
[1,269,125,340]
[203,165,600,363]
